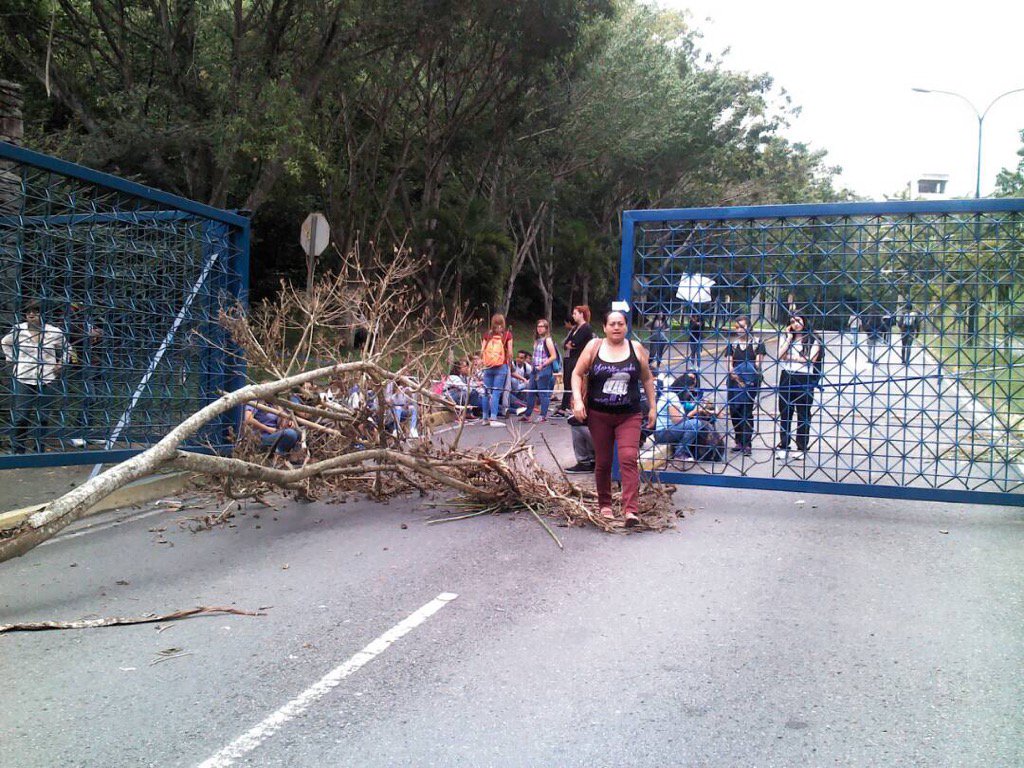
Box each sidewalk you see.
[0,463,193,530]
[0,465,96,513]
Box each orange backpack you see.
[481,332,508,367]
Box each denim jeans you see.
[688,339,702,367]
[648,332,668,367]
[481,365,508,421]
[653,418,703,458]
[446,388,482,417]
[259,427,300,455]
[10,379,58,454]
[524,366,554,418]
[391,404,418,432]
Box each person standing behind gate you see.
[479,314,513,427]
[520,319,558,423]
[864,308,887,365]
[66,302,105,447]
[571,310,657,526]
[897,303,921,365]
[646,311,669,369]
[686,311,704,369]
[775,315,820,462]
[2,302,69,454]
[725,317,765,456]
[554,305,595,417]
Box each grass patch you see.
[925,335,1024,428]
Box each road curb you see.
[0,471,195,532]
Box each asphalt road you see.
[2,465,1022,767]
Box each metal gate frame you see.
[0,141,249,469]
[620,199,1024,506]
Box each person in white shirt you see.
[385,379,419,438]
[509,349,532,414]
[774,315,821,462]
[2,302,69,454]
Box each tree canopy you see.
[1,0,849,317]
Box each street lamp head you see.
[911,87,931,93]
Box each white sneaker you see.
[409,427,419,438]
[775,448,789,461]
[69,438,87,448]
[513,406,527,416]
[790,450,805,461]
[489,420,505,428]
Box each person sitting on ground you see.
[385,378,420,438]
[443,360,483,420]
[509,349,532,414]
[649,373,722,462]
[243,401,301,465]
[467,352,487,410]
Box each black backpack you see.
[695,427,726,462]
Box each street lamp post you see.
[912,86,1024,198]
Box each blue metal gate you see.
[0,142,249,469]
[621,200,1024,506]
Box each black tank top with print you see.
[587,340,642,414]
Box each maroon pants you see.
[587,409,643,515]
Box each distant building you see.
[908,173,950,200]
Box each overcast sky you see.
[659,0,1024,199]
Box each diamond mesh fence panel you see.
[0,143,247,468]
[624,202,1024,504]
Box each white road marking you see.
[196,592,459,768]
[40,507,176,546]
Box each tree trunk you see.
[499,202,547,316]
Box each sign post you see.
[300,212,330,295]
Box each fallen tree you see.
[0,245,679,563]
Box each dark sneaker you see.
[565,463,595,474]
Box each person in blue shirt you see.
[243,401,300,461]
[651,372,716,460]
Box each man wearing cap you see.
[2,302,69,453]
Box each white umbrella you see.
[675,273,715,304]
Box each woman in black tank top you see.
[570,310,657,527]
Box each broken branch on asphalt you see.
[0,606,265,634]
